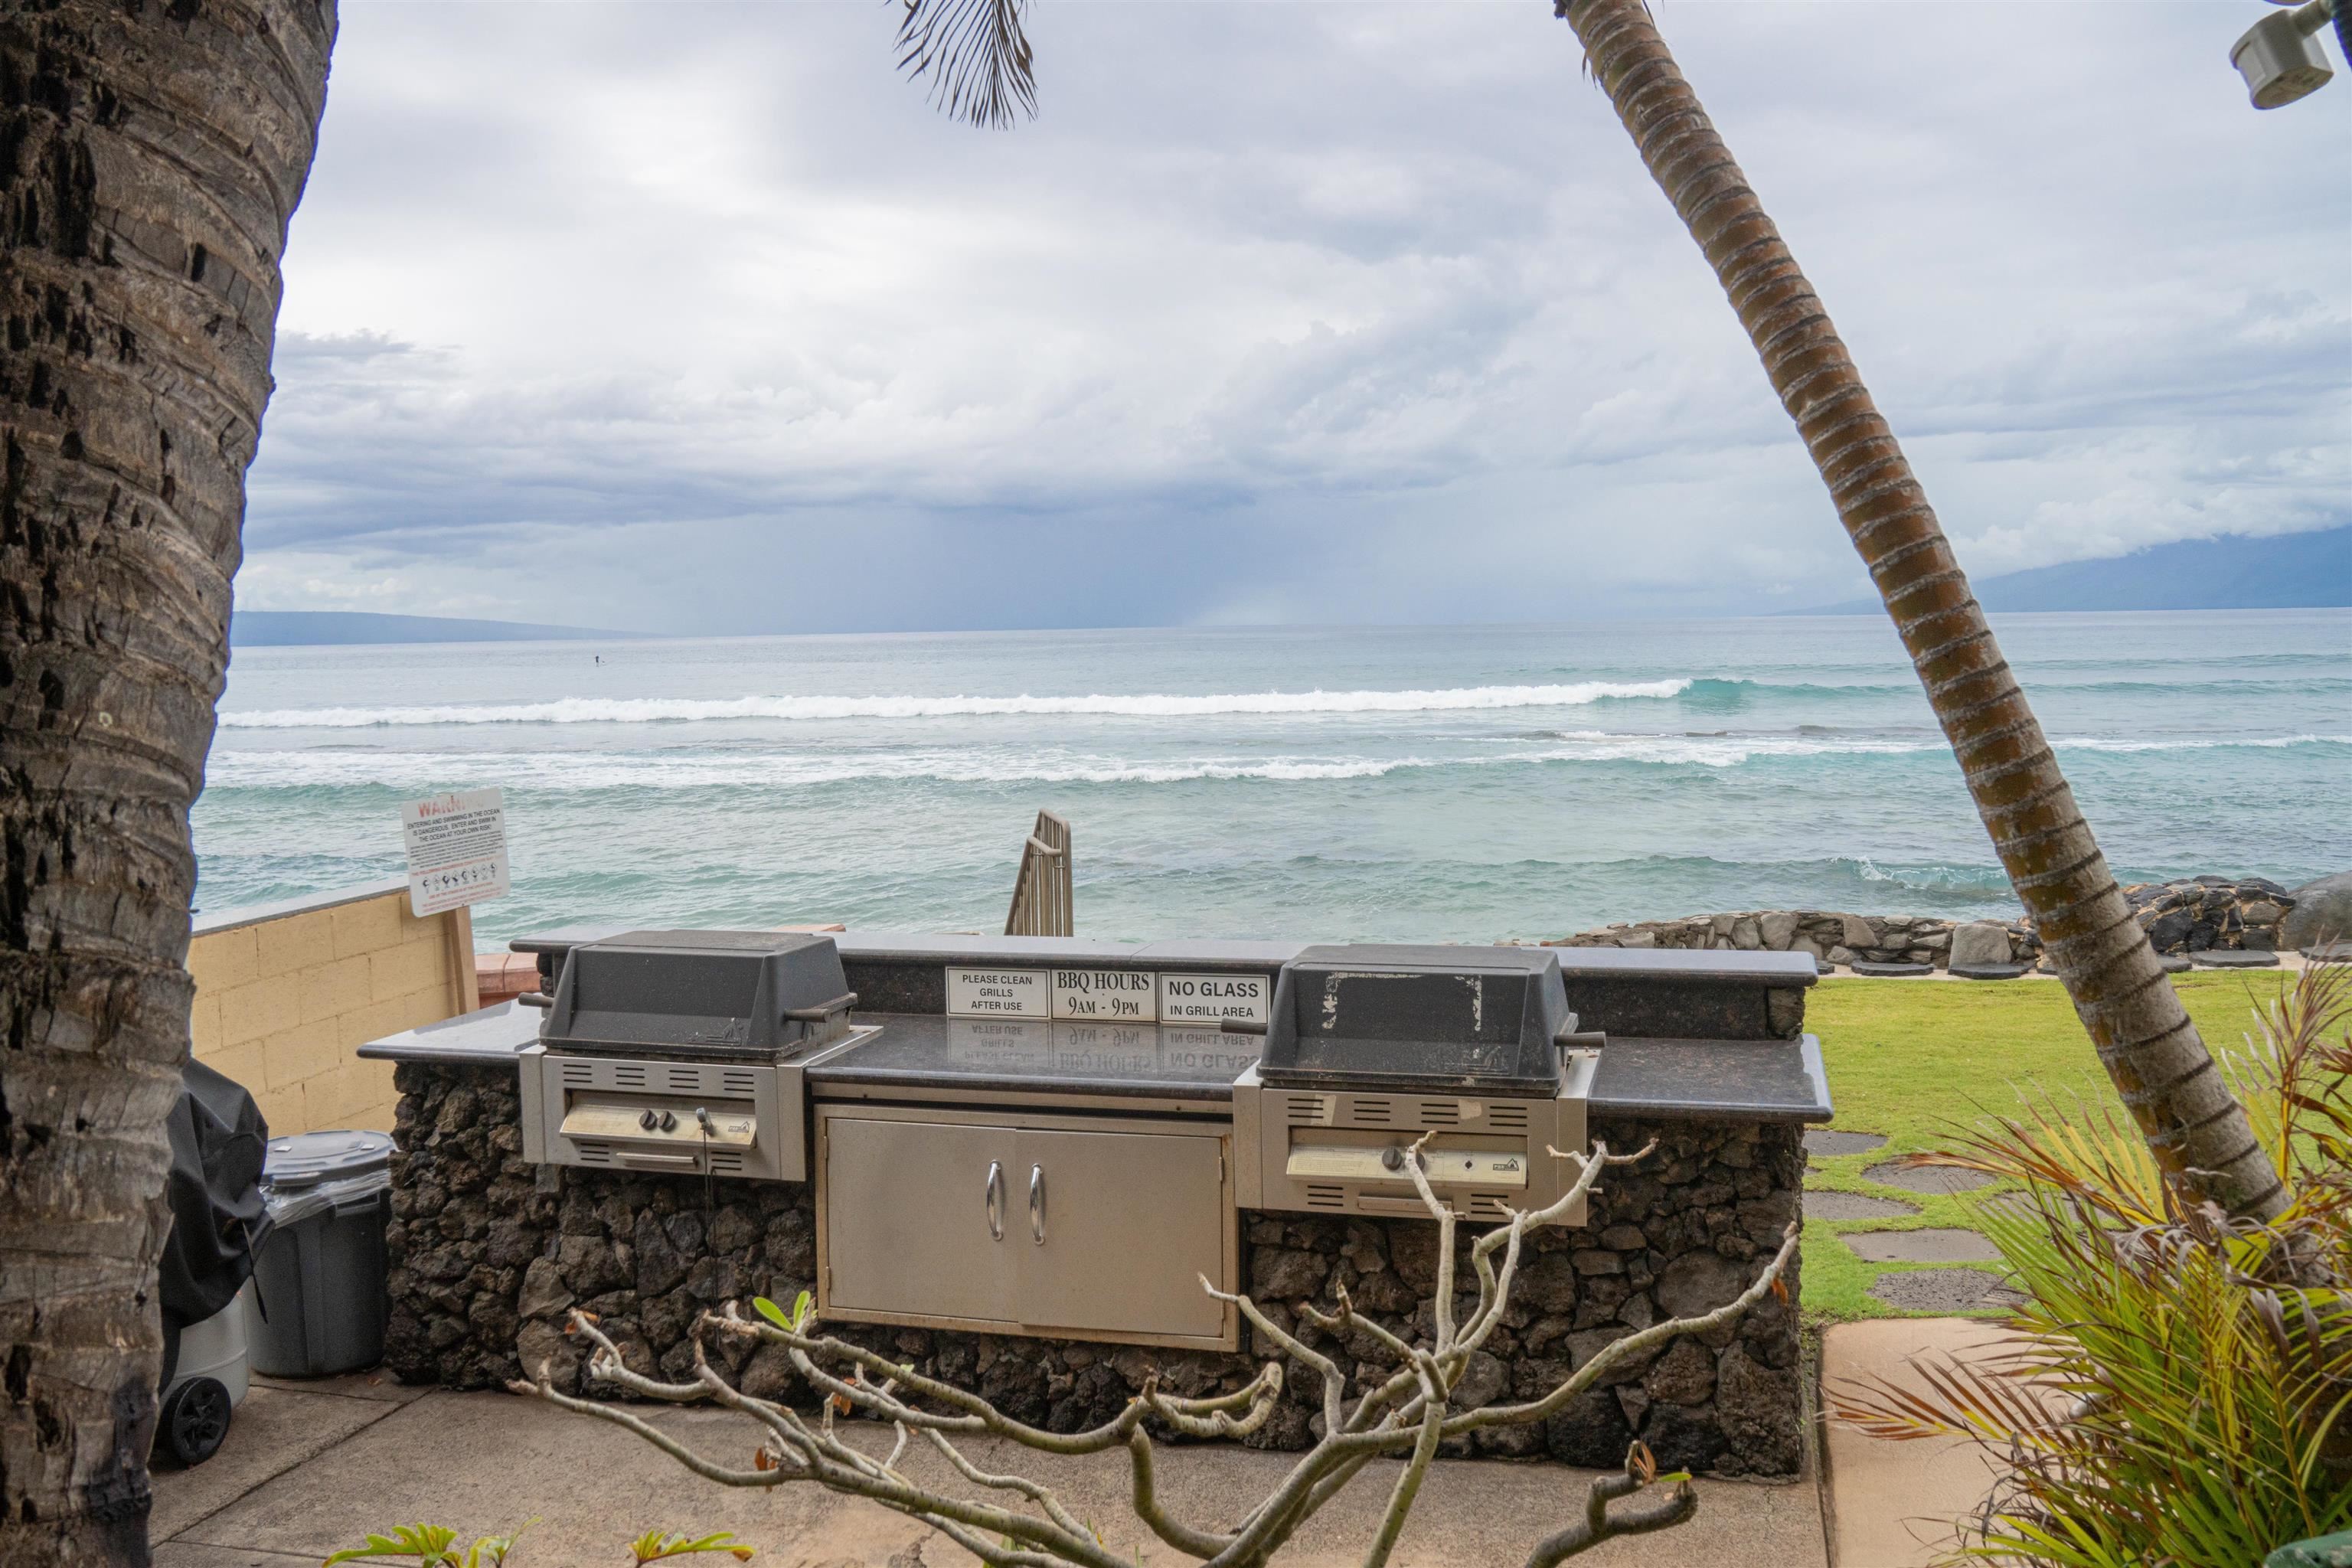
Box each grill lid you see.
[1259,944,1571,1097]
[539,929,854,1062]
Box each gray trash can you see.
[240,1130,394,1377]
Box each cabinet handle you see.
[1028,1164,1045,1245]
[985,1161,1004,1241]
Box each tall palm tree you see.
[1549,0,2282,1223]
[0,4,337,1563]
[895,0,2285,1225]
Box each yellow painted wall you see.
[188,881,478,1135]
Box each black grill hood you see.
[1259,944,1573,1097]
[539,930,854,1062]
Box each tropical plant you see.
[322,1521,752,1566]
[0,5,337,1564]
[520,1137,1800,1567]
[1831,963,2352,1565]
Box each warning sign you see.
[400,787,511,916]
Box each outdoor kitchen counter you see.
[361,1004,1830,1124]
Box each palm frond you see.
[894,0,1037,129]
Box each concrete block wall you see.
[189,879,479,1135]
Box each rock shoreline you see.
[1548,874,2310,972]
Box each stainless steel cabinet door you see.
[1013,1128,1227,1341]
[824,1117,1018,1326]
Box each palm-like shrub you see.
[1833,964,2352,1566]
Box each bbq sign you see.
[400,788,511,917]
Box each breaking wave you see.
[216,679,1695,730]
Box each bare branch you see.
[1521,1446,1698,1567]
[523,1135,1782,1567]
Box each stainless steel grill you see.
[1233,946,1600,1222]
[518,931,871,1182]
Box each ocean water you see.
[193,611,2352,949]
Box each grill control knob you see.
[638,1109,658,1131]
[658,1110,678,1132]
[1380,1145,1405,1172]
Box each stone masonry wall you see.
[1551,874,2299,970]
[385,1063,1805,1478]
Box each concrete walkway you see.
[1819,1318,2016,1566]
[154,1377,1827,1566]
[152,1324,2007,1568]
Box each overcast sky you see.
[238,0,2352,634]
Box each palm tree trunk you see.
[1556,0,2286,1223]
[0,4,335,1562]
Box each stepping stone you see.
[1805,1191,1919,1220]
[1804,1129,1887,1158]
[2304,941,2352,965]
[1850,959,1933,977]
[1845,1228,2003,1264]
[2157,954,2193,974]
[1868,1268,2025,1314]
[2190,948,2278,969]
[1864,1158,1994,1194]
[1949,962,2031,981]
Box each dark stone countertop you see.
[357,1006,1831,1124]
[1548,947,1818,988]
[808,1014,1263,1102]
[1588,1036,1831,1124]
[358,999,541,1065]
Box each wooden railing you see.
[1003,811,1073,937]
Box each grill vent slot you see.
[560,1062,594,1086]
[665,1067,704,1093]
[575,1142,612,1165]
[1304,1184,1346,1210]
[1488,1104,1530,1131]
[1345,1097,1394,1126]
[1469,1192,1511,1218]
[708,1151,746,1174]
[1282,1096,1330,1126]
[612,1065,647,1089]
[721,1070,757,1096]
[1419,1101,1460,1126]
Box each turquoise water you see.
[193,611,2352,949]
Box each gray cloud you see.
[237,0,2352,632]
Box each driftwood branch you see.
[516,1135,1796,1566]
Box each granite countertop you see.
[358,1005,1831,1124]
[1586,1036,1831,1123]
[808,1014,1263,1102]
[358,999,541,1065]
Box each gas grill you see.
[1232,945,1601,1223]
[518,930,874,1182]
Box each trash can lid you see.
[262,1129,394,1188]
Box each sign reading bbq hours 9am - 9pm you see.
[943,967,1269,1027]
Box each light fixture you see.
[2232,0,2338,108]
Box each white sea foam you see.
[2052,734,2350,753]
[215,679,1696,730]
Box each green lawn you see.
[1799,970,2292,1319]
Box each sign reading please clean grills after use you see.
[400,787,511,916]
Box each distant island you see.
[230,610,637,647]
[1796,525,2350,615]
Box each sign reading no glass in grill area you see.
[400,787,511,917]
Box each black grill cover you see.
[1259,945,1570,1097]
[540,929,854,1061]
[159,1057,269,1328]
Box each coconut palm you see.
[0,3,337,1563]
[897,0,2285,1225]
[1547,0,2282,1224]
